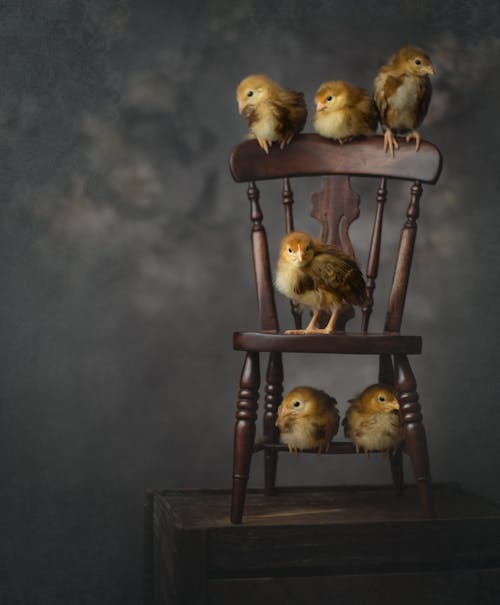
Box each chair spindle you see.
[247,181,279,332]
[362,177,388,333]
[281,177,295,233]
[281,177,302,329]
[385,180,422,333]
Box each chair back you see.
[229,134,442,334]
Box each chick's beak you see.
[316,101,327,112]
[276,408,291,427]
[237,100,244,114]
[425,65,436,76]
[386,400,400,412]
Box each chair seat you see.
[233,331,422,355]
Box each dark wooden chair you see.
[228,133,442,524]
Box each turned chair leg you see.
[231,352,260,524]
[389,448,405,496]
[394,354,435,518]
[263,352,283,496]
[379,354,404,496]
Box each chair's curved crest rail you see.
[230,133,442,184]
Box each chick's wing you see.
[311,253,356,290]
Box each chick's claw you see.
[281,133,295,148]
[405,129,421,151]
[383,129,399,157]
[256,137,270,154]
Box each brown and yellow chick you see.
[374,46,435,156]
[236,74,307,153]
[313,80,378,143]
[275,231,367,334]
[276,386,339,454]
[343,384,403,454]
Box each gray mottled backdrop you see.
[1,1,499,603]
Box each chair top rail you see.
[230,134,442,184]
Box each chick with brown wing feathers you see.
[313,80,378,143]
[276,386,339,454]
[373,46,435,156]
[343,384,403,454]
[275,231,367,334]
[236,74,307,153]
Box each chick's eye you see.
[288,247,293,253]
[326,95,333,101]
[305,245,310,251]
[293,401,301,408]
[247,90,254,97]
[378,395,386,402]
[415,59,422,65]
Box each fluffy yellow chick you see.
[236,74,307,153]
[275,231,367,334]
[276,386,340,454]
[313,80,378,143]
[374,46,435,156]
[343,384,403,454]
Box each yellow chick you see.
[343,384,403,454]
[275,231,367,334]
[236,74,307,153]
[276,386,340,454]
[373,46,435,156]
[313,80,378,143]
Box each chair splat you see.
[310,175,360,257]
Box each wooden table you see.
[145,484,500,605]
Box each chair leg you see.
[389,448,405,496]
[394,354,435,518]
[379,354,404,495]
[231,352,260,524]
[263,352,283,496]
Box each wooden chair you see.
[228,133,442,524]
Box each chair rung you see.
[253,441,401,455]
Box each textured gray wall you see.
[1,1,499,603]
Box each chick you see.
[236,74,307,153]
[343,384,403,454]
[313,80,378,143]
[373,46,435,156]
[275,231,367,334]
[276,386,340,454]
